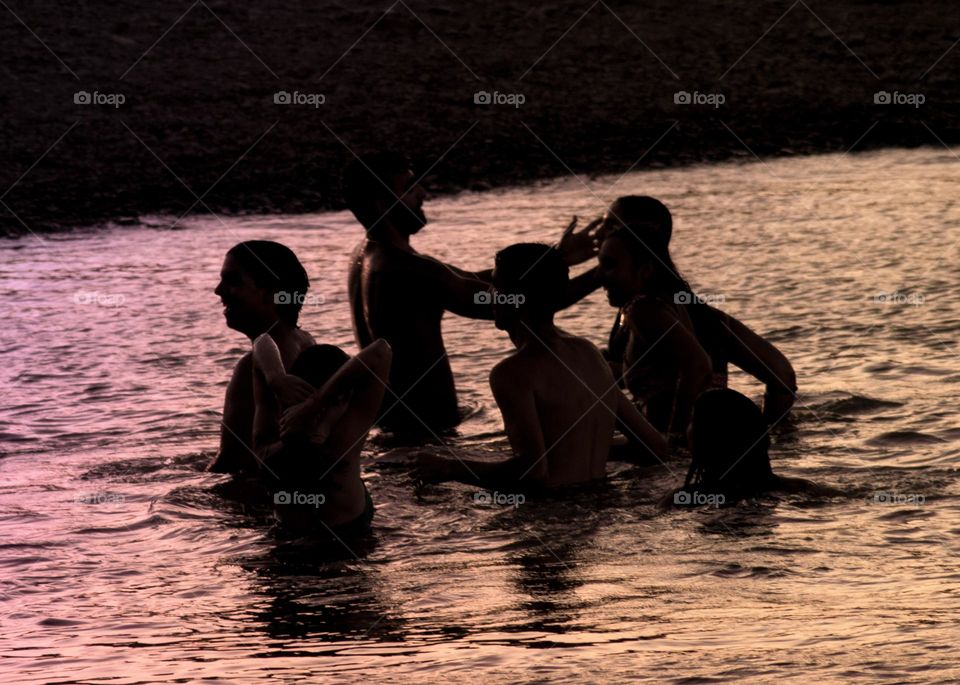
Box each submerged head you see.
[688,388,773,493]
[491,243,569,333]
[290,344,350,389]
[215,241,309,338]
[290,344,352,435]
[342,152,427,236]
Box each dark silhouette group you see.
[208,152,814,542]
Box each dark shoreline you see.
[2,1,957,236]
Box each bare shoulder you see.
[490,355,529,394]
[229,352,254,386]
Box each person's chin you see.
[604,290,624,307]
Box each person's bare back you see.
[492,332,616,487]
[416,243,667,493]
[349,238,461,434]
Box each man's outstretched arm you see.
[416,364,549,490]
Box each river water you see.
[2,147,959,683]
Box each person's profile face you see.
[386,169,427,236]
[600,203,627,239]
[598,236,645,307]
[214,254,274,337]
[490,269,510,331]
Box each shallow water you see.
[2,147,959,683]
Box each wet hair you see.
[290,344,350,390]
[226,241,309,326]
[493,243,569,320]
[609,195,673,247]
[602,196,694,300]
[685,388,773,493]
[342,152,410,229]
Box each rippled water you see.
[2,147,959,683]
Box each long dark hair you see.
[684,389,773,493]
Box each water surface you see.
[2,147,959,683]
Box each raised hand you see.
[557,214,603,266]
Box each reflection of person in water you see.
[251,334,392,539]
[599,196,797,437]
[665,388,835,507]
[416,243,666,491]
[343,153,602,437]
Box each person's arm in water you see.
[207,352,256,473]
[720,315,797,422]
[628,299,713,440]
[417,363,549,490]
[615,390,669,463]
[278,339,393,443]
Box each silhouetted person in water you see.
[665,388,831,506]
[343,153,601,437]
[598,196,796,439]
[416,244,666,491]
[209,241,317,475]
[251,335,391,538]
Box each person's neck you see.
[248,320,297,344]
[509,319,559,350]
[367,221,411,250]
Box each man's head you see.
[342,152,427,236]
[492,243,569,332]
[215,241,309,338]
[290,344,350,390]
[689,388,772,489]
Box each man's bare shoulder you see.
[489,354,530,394]
[229,351,254,385]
